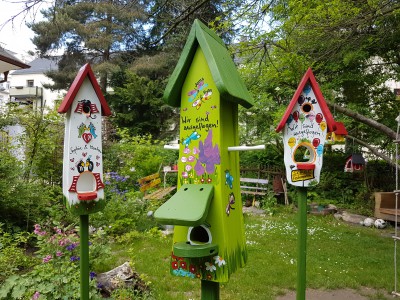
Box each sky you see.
[0,0,51,60]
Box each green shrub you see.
[0,222,109,300]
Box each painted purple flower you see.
[182,172,188,178]
[193,147,200,154]
[183,147,191,154]
[188,155,195,162]
[185,164,192,172]
[181,157,187,163]
[194,130,220,176]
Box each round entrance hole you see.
[187,225,212,245]
[301,102,313,114]
[292,143,316,164]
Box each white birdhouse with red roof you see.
[58,64,111,215]
[276,68,336,187]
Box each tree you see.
[221,0,400,164]
[108,71,175,139]
[29,0,148,91]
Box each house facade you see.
[8,57,63,110]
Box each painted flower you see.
[195,130,220,176]
[183,147,191,154]
[185,164,192,172]
[213,256,226,267]
[182,172,188,178]
[180,261,187,270]
[193,147,200,155]
[181,156,187,163]
[188,155,195,162]
[205,262,216,272]
[207,177,212,183]
[189,264,197,274]
[207,274,213,280]
[171,261,179,270]
[31,291,40,300]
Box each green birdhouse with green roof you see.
[154,19,254,283]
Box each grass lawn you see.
[109,207,397,300]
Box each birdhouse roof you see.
[58,63,111,116]
[163,19,254,109]
[346,153,365,165]
[334,121,348,135]
[276,68,336,133]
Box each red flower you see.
[180,261,187,270]
[189,264,197,274]
[171,261,178,270]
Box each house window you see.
[27,80,34,87]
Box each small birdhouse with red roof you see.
[58,64,111,215]
[276,68,336,187]
[326,121,348,144]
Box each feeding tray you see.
[154,184,214,226]
[78,192,97,201]
[173,242,218,258]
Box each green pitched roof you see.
[163,19,254,109]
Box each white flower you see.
[205,262,216,272]
[213,256,226,267]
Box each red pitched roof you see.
[276,68,336,133]
[58,63,111,116]
[334,121,347,135]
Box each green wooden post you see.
[201,280,219,300]
[297,187,307,300]
[80,214,89,300]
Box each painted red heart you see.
[82,133,93,144]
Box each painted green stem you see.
[297,187,307,300]
[201,280,219,300]
[80,214,89,300]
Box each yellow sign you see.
[291,169,315,182]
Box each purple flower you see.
[42,255,52,263]
[66,243,77,251]
[70,255,80,262]
[90,272,96,280]
[56,251,63,257]
[31,291,40,300]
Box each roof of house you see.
[0,47,30,74]
[163,19,254,109]
[11,57,58,75]
[276,68,336,133]
[58,63,111,116]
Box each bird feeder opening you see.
[76,172,97,201]
[187,225,212,245]
[293,143,316,170]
